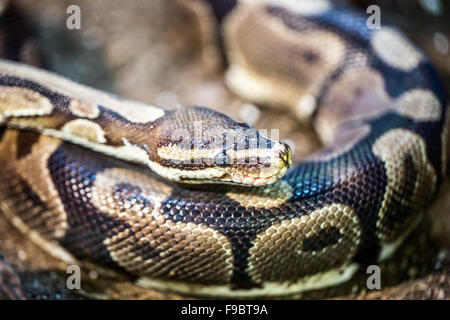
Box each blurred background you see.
[0,0,449,299]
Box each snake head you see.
[146,106,292,186]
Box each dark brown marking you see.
[16,130,40,159]
[0,127,5,142]
[302,227,341,251]
[301,50,319,63]
[377,154,419,240]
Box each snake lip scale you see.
[0,0,448,298]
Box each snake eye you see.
[214,152,231,167]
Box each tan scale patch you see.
[0,128,17,162]
[224,3,346,113]
[14,134,69,239]
[90,167,173,219]
[68,99,100,119]
[306,123,370,162]
[91,168,234,283]
[371,27,422,72]
[315,68,390,144]
[372,129,437,243]
[247,203,361,284]
[392,89,441,122]
[0,85,53,118]
[62,119,107,144]
[227,180,293,209]
[0,129,68,240]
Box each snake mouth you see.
[217,141,292,186]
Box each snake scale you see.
[0,0,448,298]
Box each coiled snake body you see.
[0,0,448,298]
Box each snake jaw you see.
[152,141,292,186]
[225,140,292,186]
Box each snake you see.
[0,0,448,298]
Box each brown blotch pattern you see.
[392,89,441,122]
[372,129,437,243]
[247,203,361,283]
[224,3,346,109]
[91,168,234,284]
[0,85,53,117]
[0,129,68,240]
[315,68,390,143]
